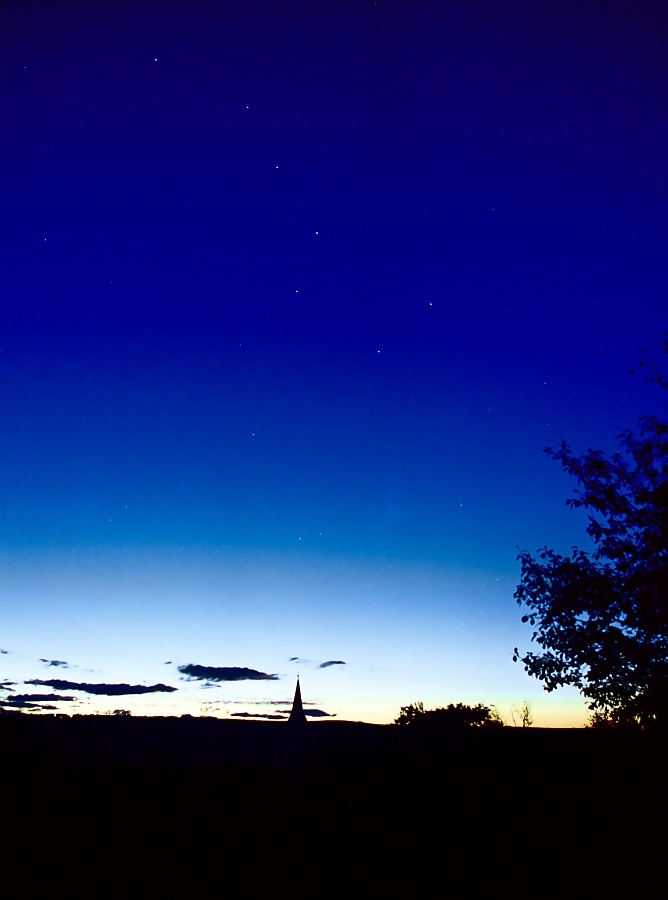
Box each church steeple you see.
[288,677,307,725]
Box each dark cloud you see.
[230,712,287,720]
[178,664,278,682]
[1,697,56,710]
[10,693,77,703]
[305,709,336,717]
[0,682,16,690]
[164,661,172,665]
[0,649,9,654]
[26,679,177,696]
[39,659,71,668]
[319,660,346,669]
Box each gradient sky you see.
[1,0,666,724]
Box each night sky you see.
[1,0,666,724]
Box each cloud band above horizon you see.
[26,679,177,696]
[177,664,279,682]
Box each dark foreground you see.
[1,714,666,896]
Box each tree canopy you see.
[514,342,668,727]
[394,701,503,728]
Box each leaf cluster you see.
[515,340,668,727]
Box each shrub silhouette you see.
[394,701,503,728]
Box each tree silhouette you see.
[394,701,425,725]
[515,341,668,727]
[394,701,503,728]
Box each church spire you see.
[288,676,307,725]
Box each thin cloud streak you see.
[26,679,177,696]
[231,712,287,720]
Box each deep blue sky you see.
[1,0,666,723]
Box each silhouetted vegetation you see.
[1,713,665,896]
[515,339,668,729]
[394,701,504,728]
[510,699,534,727]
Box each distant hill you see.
[1,714,664,896]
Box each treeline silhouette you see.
[394,700,504,727]
[1,712,665,897]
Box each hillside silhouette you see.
[2,713,664,896]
